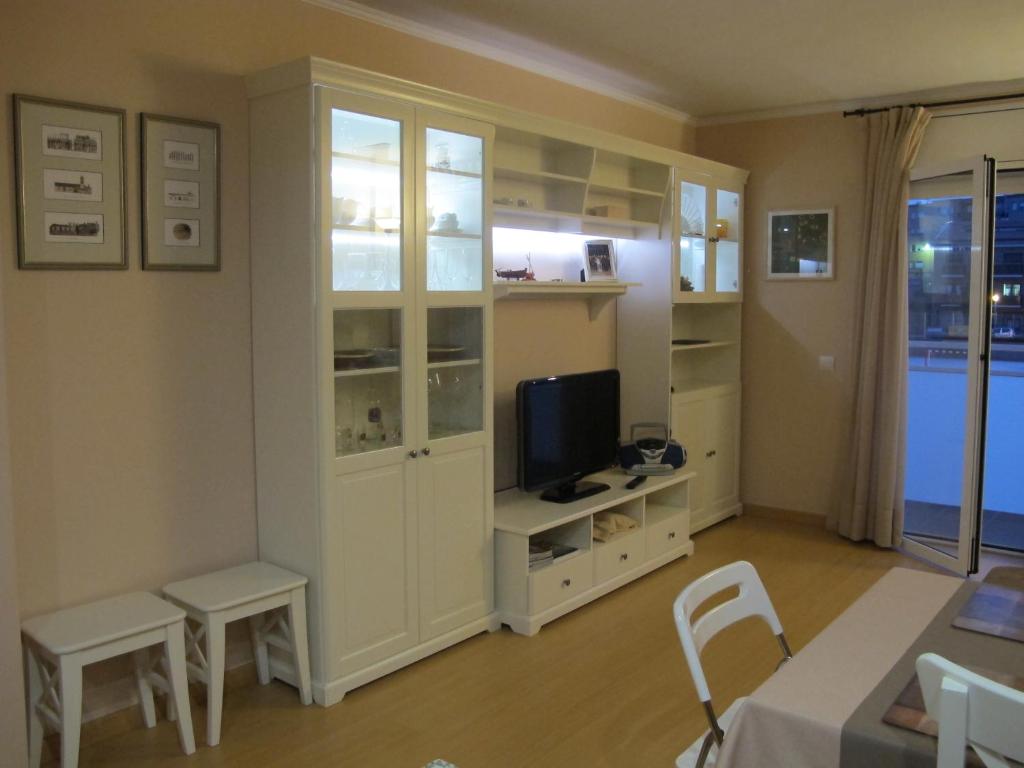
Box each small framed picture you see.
[141,113,220,270]
[767,208,835,280]
[583,239,617,281]
[13,94,127,269]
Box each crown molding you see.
[696,78,1024,127]
[303,0,694,125]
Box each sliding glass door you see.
[980,163,1024,552]
[904,156,994,575]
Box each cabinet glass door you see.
[679,180,708,296]
[425,128,484,291]
[425,307,484,439]
[330,109,403,291]
[714,188,742,295]
[333,308,404,456]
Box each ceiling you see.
[333,0,1024,121]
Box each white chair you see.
[672,561,792,768]
[916,652,1024,768]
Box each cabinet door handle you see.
[619,553,629,562]
[709,236,720,243]
[561,578,571,588]
[408,449,418,458]
[668,531,676,540]
[422,447,431,456]
[705,449,716,458]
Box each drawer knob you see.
[561,578,571,588]
[619,553,629,562]
[668,531,676,540]
[422,447,431,456]
[408,450,418,458]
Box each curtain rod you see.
[842,90,1024,118]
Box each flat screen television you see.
[516,369,620,503]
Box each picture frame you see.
[13,94,127,269]
[582,239,617,282]
[140,113,220,271]
[767,208,835,280]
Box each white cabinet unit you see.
[248,62,496,706]
[675,174,744,303]
[495,470,694,636]
[617,167,747,536]
[671,385,741,533]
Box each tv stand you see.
[540,480,610,504]
[495,468,695,636]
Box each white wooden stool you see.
[21,592,196,768]
[162,561,312,747]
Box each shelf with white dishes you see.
[427,358,481,369]
[494,468,694,636]
[333,366,401,378]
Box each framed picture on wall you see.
[582,239,617,281]
[767,208,835,280]
[140,113,220,271]
[13,94,127,269]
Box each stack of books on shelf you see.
[528,541,578,571]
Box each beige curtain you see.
[830,106,931,547]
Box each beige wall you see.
[493,301,617,491]
[1,0,690,722]
[697,113,867,516]
[0,264,27,768]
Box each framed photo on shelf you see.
[767,208,835,280]
[13,94,127,269]
[140,113,220,270]
[582,239,617,282]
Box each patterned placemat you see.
[882,666,1024,766]
[952,582,1024,642]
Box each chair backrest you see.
[673,560,786,704]
[916,653,1024,768]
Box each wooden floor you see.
[62,515,931,767]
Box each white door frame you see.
[903,155,994,575]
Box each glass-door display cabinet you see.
[674,171,743,303]
[249,72,496,707]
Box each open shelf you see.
[670,341,738,352]
[494,166,587,185]
[587,182,665,199]
[493,280,635,320]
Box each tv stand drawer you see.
[646,511,688,560]
[594,531,645,584]
[529,552,593,614]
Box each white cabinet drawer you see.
[593,531,645,584]
[529,552,593,614]
[646,511,688,560]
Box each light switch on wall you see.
[818,355,835,371]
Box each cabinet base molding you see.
[313,613,501,706]
[502,543,694,636]
[690,502,742,535]
[742,504,826,528]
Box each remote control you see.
[624,475,647,490]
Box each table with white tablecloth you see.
[715,567,1022,768]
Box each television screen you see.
[516,369,620,499]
